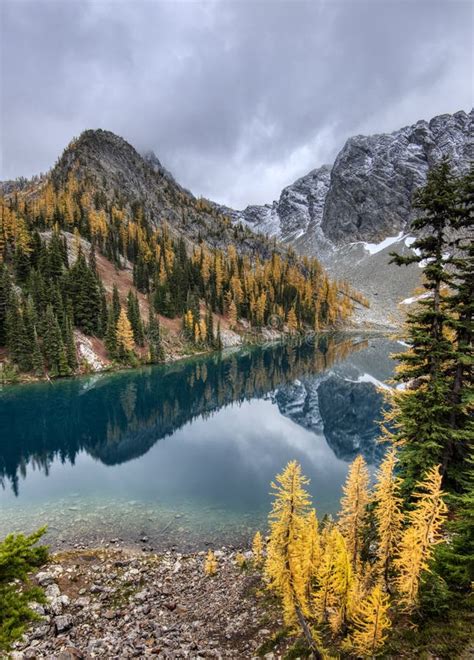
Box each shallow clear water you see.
[0,334,402,550]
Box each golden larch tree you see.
[264,461,321,656]
[204,549,218,576]
[394,465,447,609]
[327,528,354,634]
[228,299,238,329]
[116,308,134,354]
[286,307,298,333]
[373,449,403,587]
[351,584,391,657]
[302,509,321,595]
[338,455,370,570]
[252,531,264,566]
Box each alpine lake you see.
[0,334,403,551]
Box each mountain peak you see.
[142,149,179,188]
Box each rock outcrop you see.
[322,110,472,244]
[224,164,331,247]
[227,110,472,249]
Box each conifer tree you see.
[204,550,218,576]
[105,304,118,359]
[265,461,321,657]
[0,264,12,346]
[127,290,144,345]
[31,328,44,376]
[302,509,321,593]
[252,531,264,567]
[116,307,134,359]
[373,449,403,588]
[351,584,391,657]
[287,307,298,333]
[327,528,353,634]
[68,252,100,335]
[216,320,223,351]
[147,307,164,363]
[112,283,121,322]
[41,304,70,378]
[442,165,473,489]
[388,159,465,493]
[64,314,77,370]
[394,465,447,609]
[436,463,474,589]
[338,455,370,570]
[98,281,108,338]
[312,524,338,624]
[205,307,214,344]
[6,295,31,371]
[228,299,237,329]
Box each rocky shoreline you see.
[10,546,289,660]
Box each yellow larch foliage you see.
[230,275,243,305]
[286,307,298,333]
[351,584,391,657]
[42,182,56,223]
[200,251,212,285]
[199,318,207,342]
[373,449,403,586]
[89,208,108,237]
[252,531,264,566]
[204,550,218,576]
[302,509,321,591]
[116,308,134,353]
[235,552,246,569]
[312,524,338,623]
[264,461,312,626]
[184,309,194,335]
[15,218,32,254]
[255,291,267,326]
[338,455,370,569]
[228,299,238,329]
[327,528,354,634]
[394,465,447,609]
[214,254,224,297]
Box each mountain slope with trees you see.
[0,130,362,382]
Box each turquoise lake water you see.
[0,334,402,550]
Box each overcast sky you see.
[1,0,472,208]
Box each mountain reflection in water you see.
[0,334,401,548]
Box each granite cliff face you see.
[321,110,472,244]
[229,110,472,249]
[223,165,331,247]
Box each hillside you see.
[0,131,360,382]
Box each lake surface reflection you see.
[0,334,402,550]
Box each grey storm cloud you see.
[1,0,472,208]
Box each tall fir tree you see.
[388,159,469,494]
[147,307,164,363]
[127,290,144,346]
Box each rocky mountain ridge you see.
[221,109,472,327]
[226,109,472,249]
[46,129,281,262]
